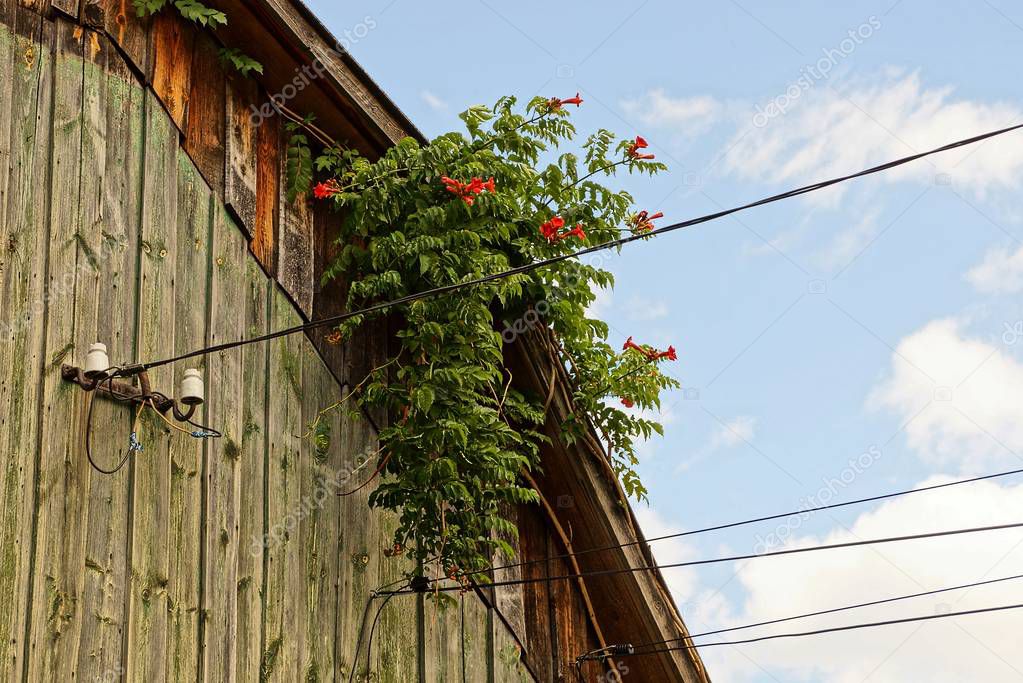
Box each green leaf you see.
[285,123,314,202]
[414,386,435,414]
[173,0,227,27]
[218,48,263,77]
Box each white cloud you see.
[869,318,1023,471]
[815,207,882,271]
[624,296,669,321]
[420,90,448,111]
[967,244,1023,294]
[622,89,722,132]
[723,71,1023,203]
[709,416,758,450]
[693,479,1023,683]
[677,416,758,473]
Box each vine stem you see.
[300,351,404,440]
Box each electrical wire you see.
[629,571,1023,652]
[363,591,398,675]
[85,385,145,475]
[387,521,1023,595]
[468,465,1023,579]
[347,594,377,683]
[623,601,1023,656]
[126,122,1023,374]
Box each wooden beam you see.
[276,140,313,319]
[183,30,226,197]
[224,72,259,238]
[250,110,279,276]
[103,0,149,78]
[148,9,194,133]
[0,10,54,681]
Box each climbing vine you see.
[304,95,681,577]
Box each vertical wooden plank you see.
[103,0,148,77]
[0,15,13,246]
[236,255,269,683]
[492,617,531,683]
[203,206,248,683]
[333,402,378,682]
[298,349,341,682]
[251,113,278,275]
[462,596,491,683]
[375,510,418,682]
[12,9,63,678]
[183,31,225,198]
[148,10,193,133]
[277,150,313,319]
[518,507,553,683]
[493,504,526,645]
[23,16,81,683]
[423,597,461,683]
[334,319,385,682]
[125,89,178,683]
[165,152,210,683]
[0,10,52,681]
[262,286,303,682]
[76,31,144,683]
[224,73,258,238]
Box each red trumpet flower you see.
[549,92,584,109]
[655,346,678,362]
[564,224,586,241]
[313,179,342,200]
[623,336,645,354]
[540,216,566,241]
[541,217,586,243]
[442,176,496,206]
[621,398,635,408]
[627,135,656,160]
[623,336,678,362]
[631,210,664,234]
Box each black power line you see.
[468,466,1023,579]
[630,571,1023,652]
[624,601,1023,656]
[125,122,1023,374]
[387,521,1023,595]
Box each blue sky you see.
[308,2,1023,680]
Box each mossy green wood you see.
[492,616,531,683]
[262,286,304,682]
[237,254,270,682]
[126,87,179,682]
[26,19,87,682]
[299,342,342,681]
[333,378,379,681]
[0,12,53,682]
[461,594,491,683]
[76,30,144,681]
[164,144,212,683]
[423,596,462,682]
[204,205,249,681]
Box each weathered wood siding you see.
[0,13,552,683]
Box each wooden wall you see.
[0,8,548,682]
